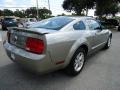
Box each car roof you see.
[57,16,93,20]
[69,16,93,20]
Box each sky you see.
[0,0,95,16]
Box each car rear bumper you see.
[3,41,55,74]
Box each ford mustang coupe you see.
[3,16,112,76]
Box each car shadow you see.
[0,48,109,89]
[84,48,110,70]
[0,63,74,89]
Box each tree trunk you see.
[112,14,115,17]
[86,8,88,16]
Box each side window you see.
[87,20,101,30]
[73,21,86,30]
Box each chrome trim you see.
[92,41,106,50]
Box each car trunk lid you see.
[8,27,52,54]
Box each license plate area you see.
[10,31,27,48]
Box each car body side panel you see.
[46,30,94,67]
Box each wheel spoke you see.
[74,52,84,72]
[108,38,111,47]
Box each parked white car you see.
[22,18,37,27]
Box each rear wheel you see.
[65,48,86,76]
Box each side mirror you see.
[94,27,102,31]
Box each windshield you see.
[29,16,74,30]
[4,18,14,21]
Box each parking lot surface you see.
[0,31,120,90]
[0,33,2,41]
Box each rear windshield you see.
[29,16,74,30]
[4,18,17,22]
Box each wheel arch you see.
[78,44,88,55]
[64,42,89,68]
[110,33,112,38]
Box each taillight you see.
[25,37,44,54]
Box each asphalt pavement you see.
[0,31,12,67]
[0,33,2,41]
[0,31,120,90]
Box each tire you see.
[65,47,86,76]
[104,37,111,49]
[2,25,7,30]
[118,26,120,31]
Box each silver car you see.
[3,16,112,76]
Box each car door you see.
[98,20,110,43]
[73,20,95,49]
[86,19,106,50]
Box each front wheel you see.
[2,25,7,30]
[118,26,120,31]
[104,37,111,49]
[65,48,86,76]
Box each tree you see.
[95,0,120,17]
[25,7,37,18]
[0,10,3,16]
[82,0,95,15]
[62,0,95,15]
[106,2,119,16]
[94,0,120,17]
[14,9,26,18]
[3,9,13,16]
[39,7,52,19]
[25,7,52,19]
[63,0,120,17]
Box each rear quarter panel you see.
[46,30,93,67]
